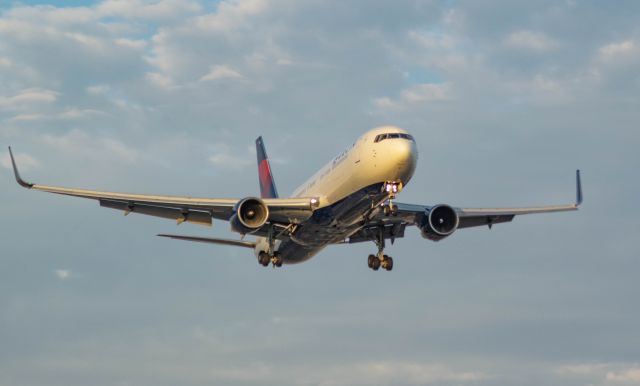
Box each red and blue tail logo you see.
[256,136,278,199]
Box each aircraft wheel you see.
[371,257,381,271]
[367,254,376,268]
[383,205,391,216]
[258,252,270,267]
[385,256,394,271]
[390,205,398,216]
[272,252,283,267]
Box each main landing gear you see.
[367,253,393,271]
[367,226,394,271]
[258,251,282,268]
[258,225,283,268]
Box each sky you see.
[0,1,639,385]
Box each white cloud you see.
[596,39,640,65]
[0,88,59,110]
[200,65,244,82]
[373,83,451,111]
[296,361,487,386]
[402,83,451,103]
[208,152,251,169]
[505,30,558,52]
[86,84,110,95]
[115,38,147,49]
[97,0,202,21]
[1,150,39,172]
[54,269,72,280]
[506,75,572,104]
[556,363,640,385]
[8,113,46,122]
[606,367,640,383]
[599,40,636,58]
[193,0,267,32]
[58,108,104,120]
[146,72,174,88]
[41,129,139,165]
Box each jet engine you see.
[419,204,459,241]
[230,197,269,234]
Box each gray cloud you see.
[1,1,639,386]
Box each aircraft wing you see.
[8,147,316,227]
[348,170,581,243]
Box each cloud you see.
[0,3,639,386]
[505,30,558,52]
[314,361,488,385]
[556,363,640,385]
[85,84,110,95]
[1,150,39,172]
[146,72,174,88]
[41,129,139,164]
[202,361,487,385]
[0,88,59,110]
[208,143,252,170]
[200,65,244,82]
[606,367,640,383]
[54,269,72,280]
[192,0,267,32]
[97,0,202,21]
[373,83,451,111]
[599,40,636,58]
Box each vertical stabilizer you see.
[256,136,279,198]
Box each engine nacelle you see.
[419,204,459,241]
[230,197,269,234]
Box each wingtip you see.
[7,146,33,189]
[575,169,583,207]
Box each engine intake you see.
[230,197,269,234]
[420,204,459,241]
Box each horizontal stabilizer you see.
[157,234,256,249]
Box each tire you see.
[367,254,376,268]
[372,258,381,271]
[274,252,283,267]
[258,252,269,266]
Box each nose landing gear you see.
[382,181,402,217]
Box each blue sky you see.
[1,1,639,385]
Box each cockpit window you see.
[374,133,415,143]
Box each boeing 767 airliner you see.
[9,126,582,271]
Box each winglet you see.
[575,169,582,206]
[7,147,33,188]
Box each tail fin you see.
[256,136,278,198]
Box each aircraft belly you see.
[279,182,387,264]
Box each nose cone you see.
[389,138,418,183]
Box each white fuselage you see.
[255,126,418,263]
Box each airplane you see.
[8,126,582,271]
